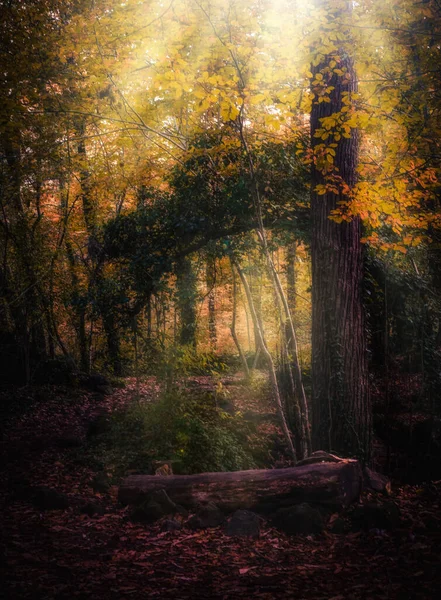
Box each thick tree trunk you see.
[119,460,362,512]
[310,5,371,460]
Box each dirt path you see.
[1,380,441,599]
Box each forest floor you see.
[1,377,441,599]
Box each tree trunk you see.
[257,232,311,457]
[229,258,250,378]
[65,239,89,372]
[286,242,297,314]
[233,258,297,462]
[119,460,362,512]
[103,313,122,376]
[310,1,371,460]
[176,255,198,347]
[206,256,217,350]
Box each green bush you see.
[158,346,228,383]
[90,388,267,477]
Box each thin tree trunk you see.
[256,231,311,457]
[244,299,252,351]
[133,317,140,401]
[233,258,296,463]
[206,256,217,350]
[146,294,152,342]
[65,239,89,372]
[103,313,122,376]
[249,265,263,369]
[237,111,310,458]
[176,256,198,347]
[229,258,250,379]
[286,242,297,314]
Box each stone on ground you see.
[226,509,260,538]
[273,503,324,535]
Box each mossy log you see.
[118,460,362,513]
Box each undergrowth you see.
[89,386,271,478]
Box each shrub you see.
[90,387,266,477]
[158,346,228,384]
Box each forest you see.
[1,0,441,598]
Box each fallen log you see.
[118,460,362,513]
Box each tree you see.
[309,0,371,459]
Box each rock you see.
[175,505,189,517]
[273,503,324,535]
[296,451,344,467]
[187,502,225,529]
[226,510,260,538]
[80,502,105,517]
[31,487,69,511]
[91,473,111,494]
[363,467,391,495]
[162,519,182,532]
[130,489,180,523]
[131,501,166,523]
[329,516,347,534]
[149,489,178,514]
[351,501,401,531]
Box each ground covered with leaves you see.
[1,379,441,599]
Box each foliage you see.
[92,387,264,476]
[161,346,228,378]
[1,0,440,459]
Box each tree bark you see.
[103,312,123,376]
[310,4,371,460]
[206,256,217,350]
[176,255,198,347]
[119,460,362,512]
[229,258,250,378]
[286,242,297,314]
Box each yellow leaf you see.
[315,184,327,196]
[250,94,266,105]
